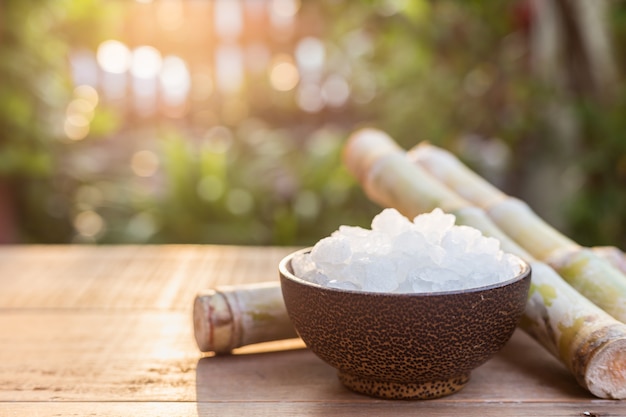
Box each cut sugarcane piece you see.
[344,128,626,399]
[522,261,626,399]
[194,282,298,354]
[409,142,626,323]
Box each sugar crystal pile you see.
[291,208,522,293]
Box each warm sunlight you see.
[97,40,132,74]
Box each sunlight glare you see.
[131,46,162,79]
[130,47,161,115]
[159,55,191,105]
[97,40,131,74]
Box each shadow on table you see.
[194,339,356,405]
[194,342,409,417]
[495,330,594,399]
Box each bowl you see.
[279,247,531,400]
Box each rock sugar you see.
[292,208,521,293]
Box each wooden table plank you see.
[0,309,599,402]
[3,402,626,417]
[0,245,295,309]
[0,245,624,416]
[0,311,197,401]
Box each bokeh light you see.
[159,55,190,107]
[269,54,300,92]
[270,0,300,19]
[197,176,225,202]
[297,83,324,113]
[204,125,234,153]
[127,211,159,241]
[64,115,90,141]
[215,0,243,40]
[295,37,325,76]
[66,99,94,122]
[215,45,244,94]
[73,210,105,238]
[63,85,99,141]
[96,40,132,74]
[74,185,104,210]
[269,0,300,37]
[321,74,350,107]
[131,150,160,177]
[73,85,99,108]
[226,189,254,215]
[293,190,320,220]
[131,46,163,79]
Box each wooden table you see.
[1,245,624,416]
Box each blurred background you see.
[1,0,625,249]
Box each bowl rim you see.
[279,247,531,297]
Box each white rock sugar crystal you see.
[292,208,522,293]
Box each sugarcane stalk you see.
[406,142,583,255]
[344,128,626,399]
[592,246,626,275]
[194,282,298,354]
[409,142,626,323]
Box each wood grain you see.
[0,245,295,309]
[0,245,624,415]
[3,402,626,417]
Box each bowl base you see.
[338,371,470,400]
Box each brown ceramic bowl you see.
[279,247,531,400]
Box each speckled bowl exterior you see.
[279,247,531,400]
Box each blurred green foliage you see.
[1,0,625,248]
